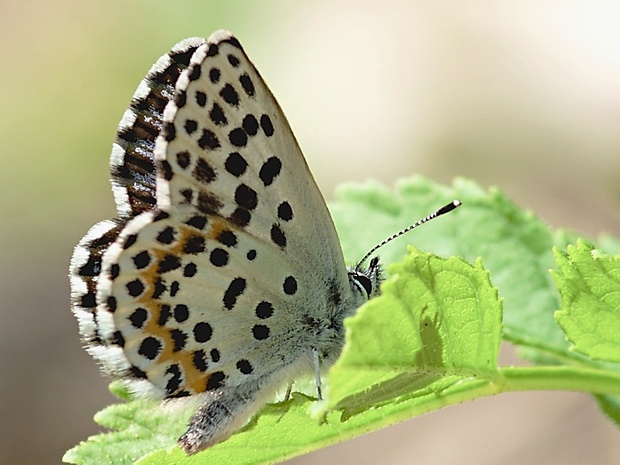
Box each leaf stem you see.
[499,365,620,395]
[326,365,620,442]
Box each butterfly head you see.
[348,256,383,300]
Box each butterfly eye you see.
[352,273,373,298]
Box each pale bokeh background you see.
[2,1,620,464]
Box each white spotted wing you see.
[70,30,378,454]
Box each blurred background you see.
[2,1,620,464]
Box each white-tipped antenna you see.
[355,200,462,270]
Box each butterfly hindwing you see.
[95,205,307,394]
[111,38,207,218]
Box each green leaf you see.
[63,394,188,465]
[554,241,620,363]
[327,249,502,417]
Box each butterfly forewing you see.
[156,31,347,281]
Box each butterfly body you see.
[70,30,380,454]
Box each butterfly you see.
[69,30,460,455]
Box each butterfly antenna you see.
[355,200,462,270]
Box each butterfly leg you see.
[312,347,323,400]
[284,383,293,401]
[179,378,270,454]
